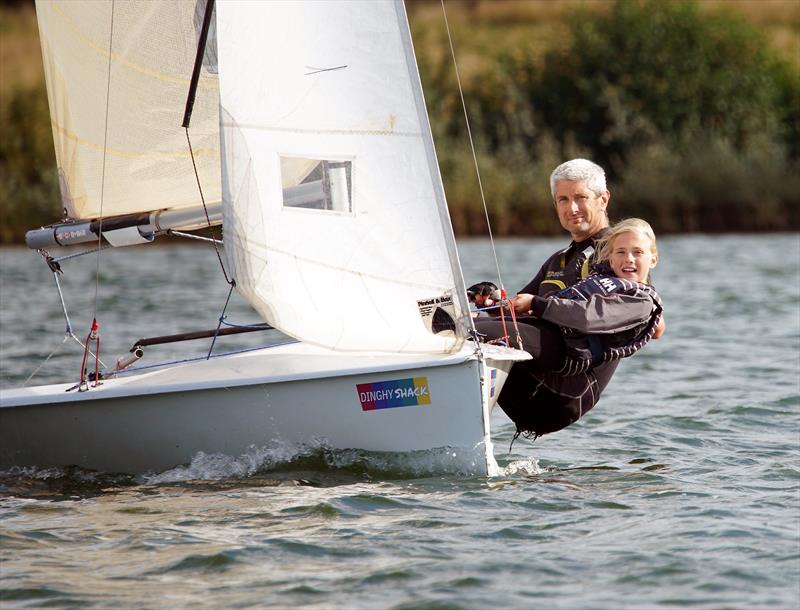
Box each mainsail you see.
[36,0,220,221]
[216,0,472,354]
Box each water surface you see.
[1,235,798,609]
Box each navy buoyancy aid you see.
[553,269,663,375]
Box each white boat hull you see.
[0,342,526,475]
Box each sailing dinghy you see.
[0,0,528,476]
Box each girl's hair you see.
[596,218,658,264]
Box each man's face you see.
[553,180,610,241]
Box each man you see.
[473,158,620,439]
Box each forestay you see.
[36,0,220,220]
[216,0,472,354]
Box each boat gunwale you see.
[0,342,525,408]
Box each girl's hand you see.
[653,316,666,339]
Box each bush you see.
[614,137,800,232]
[2,0,798,240]
[423,0,800,234]
[534,0,792,174]
[0,83,61,243]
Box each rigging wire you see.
[207,281,237,359]
[78,0,116,388]
[439,0,502,285]
[182,0,237,358]
[23,335,69,387]
[184,128,234,286]
[439,0,523,349]
[26,253,108,386]
[167,229,223,245]
[93,0,115,316]
[182,0,232,287]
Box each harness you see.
[540,244,596,292]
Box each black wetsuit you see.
[477,230,623,437]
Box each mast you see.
[183,0,216,129]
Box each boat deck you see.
[1,342,523,407]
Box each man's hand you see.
[510,293,534,315]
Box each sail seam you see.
[248,246,453,293]
[221,122,421,137]
[51,3,219,88]
[48,123,219,159]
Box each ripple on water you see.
[396,518,451,529]
[359,568,417,585]
[280,502,342,519]
[151,550,243,574]
[0,587,74,604]
[0,237,798,610]
[269,537,368,558]
[336,493,412,511]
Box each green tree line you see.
[415,0,800,235]
[1,0,798,242]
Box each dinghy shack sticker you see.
[357,377,431,411]
[417,293,456,335]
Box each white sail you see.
[36,0,220,220]
[216,0,472,354]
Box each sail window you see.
[280,157,353,212]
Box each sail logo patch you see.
[417,293,457,335]
[357,377,431,411]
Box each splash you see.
[0,465,136,500]
[1,443,497,491]
[496,457,544,477]
[142,440,491,484]
[142,439,327,484]
[322,445,489,477]
[0,465,66,480]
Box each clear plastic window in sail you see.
[280,157,353,213]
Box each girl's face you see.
[608,231,658,284]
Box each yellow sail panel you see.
[36,0,220,220]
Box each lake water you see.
[1,234,799,609]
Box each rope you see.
[77,0,116,386]
[93,0,115,312]
[26,329,106,388]
[440,0,523,350]
[23,335,69,387]
[219,318,273,330]
[52,244,111,264]
[185,128,234,286]
[440,0,501,284]
[505,293,524,349]
[77,318,101,390]
[167,229,223,245]
[207,282,237,359]
[107,339,299,378]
